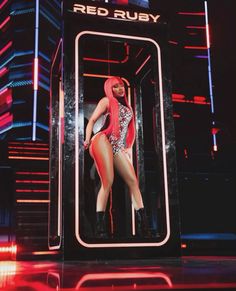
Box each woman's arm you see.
[84,97,109,149]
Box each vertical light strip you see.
[204,1,217,151]
[33,58,38,90]
[32,0,39,141]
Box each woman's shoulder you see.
[99,97,109,106]
[100,96,109,102]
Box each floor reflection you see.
[1,257,236,290]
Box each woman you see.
[84,76,150,238]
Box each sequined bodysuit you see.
[108,102,133,155]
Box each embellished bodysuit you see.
[108,102,133,155]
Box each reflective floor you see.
[1,256,236,290]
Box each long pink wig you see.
[102,77,135,148]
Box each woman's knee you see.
[102,175,114,191]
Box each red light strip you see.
[0,67,8,78]
[16,189,49,192]
[0,0,9,10]
[193,100,210,105]
[8,156,49,160]
[194,95,206,102]
[15,180,49,184]
[186,25,206,29]
[172,93,185,100]
[8,141,48,146]
[16,199,50,203]
[0,41,13,56]
[184,46,207,50]
[0,16,10,30]
[135,55,151,75]
[8,146,49,150]
[84,57,120,64]
[0,113,13,127]
[31,250,59,255]
[172,93,210,105]
[16,171,49,175]
[178,12,205,16]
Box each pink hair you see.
[102,77,135,148]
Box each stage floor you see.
[1,256,236,290]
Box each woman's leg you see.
[114,151,151,237]
[89,133,114,211]
[113,151,144,210]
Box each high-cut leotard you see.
[108,102,133,155]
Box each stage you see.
[1,256,236,290]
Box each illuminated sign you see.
[73,4,160,23]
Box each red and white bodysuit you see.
[108,102,133,155]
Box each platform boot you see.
[136,208,151,238]
[95,211,108,238]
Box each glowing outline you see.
[75,31,171,248]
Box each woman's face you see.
[112,82,125,98]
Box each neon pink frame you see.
[48,39,63,250]
[75,31,171,248]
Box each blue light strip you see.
[10,8,34,15]
[12,121,49,131]
[13,122,32,128]
[32,0,39,141]
[11,80,33,87]
[38,81,50,91]
[37,122,49,131]
[0,82,13,92]
[0,51,34,69]
[0,125,13,135]
[40,5,60,30]
[38,51,50,63]
[204,1,217,151]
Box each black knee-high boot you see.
[95,211,108,238]
[136,208,151,238]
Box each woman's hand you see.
[84,140,90,150]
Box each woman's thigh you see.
[89,133,114,185]
[113,151,137,186]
